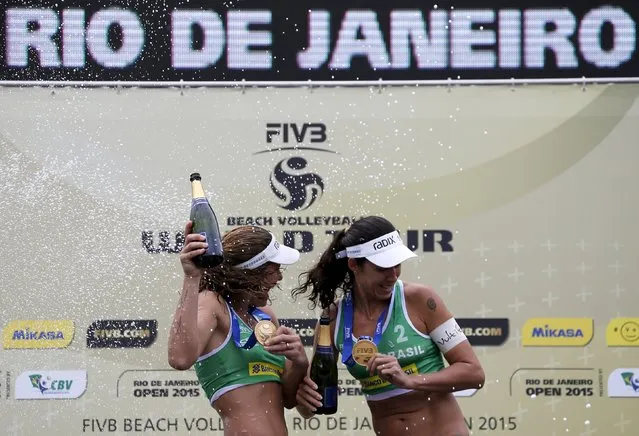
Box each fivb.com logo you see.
[522,318,593,347]
[608,368,639,397]
[15,370,87,399]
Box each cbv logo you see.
[141,231,184,253]
[266,123,326,143]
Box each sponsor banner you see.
[522,318,593,347]
[15,370,87,399]
[510,368,603,399]
[78,414,518,433]
[608,368,639,397]
[0,0,637,82]
[1,84,638,434]
[280,318,317,347]
[86,319,158,348]
[2,320,74,349]
[81,416,227,433]
[116,369,201,399]
[606,318,639,346]
[457,318,509,346]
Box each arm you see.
[167,221,217,370]
[261,307,309,409]
[369,285,485,392]
[409,286,485,392]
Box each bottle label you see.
[192,198,208,205]
[316,345,333,354]
[322,386,338,408]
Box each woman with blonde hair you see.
[169,223,308,436]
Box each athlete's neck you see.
[228,296,256,320]
[352,285,390,320]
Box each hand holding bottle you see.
[296,376,323,414]
[180,220,207,278]
[308,317,338,414]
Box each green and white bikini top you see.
[334,280,445,401]
[194,299,285,404]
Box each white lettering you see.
[297,10,330,69]
[329,10,390,69]
[451,10,496,68]
[579,6,636,67]
[6,8,60,67]
[86,9,144,68]
[171,10,225,68]
[389,10,448,69]
[227,10,272,69]
[62,9,85,67]
[498,10,522,68]
[524,9,578,68]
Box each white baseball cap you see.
[335,230,416,268]
[235,233,300,269]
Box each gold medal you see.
[254,320,277,345]
[351,339,378,366]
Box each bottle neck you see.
[317,322,332,347]
[191,180,206,199]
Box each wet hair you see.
[292,216,396,310]
[200,226,275,302]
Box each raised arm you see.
[167,221,217,370]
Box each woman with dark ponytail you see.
[293,216,485,436]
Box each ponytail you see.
[292,230,354,310]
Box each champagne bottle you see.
[310,316,338,415]
[189,172,224,268]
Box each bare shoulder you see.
[403,282,443,309]
[197,290,223,320]
[402,282,453,331]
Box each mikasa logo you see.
[373,235,396,251]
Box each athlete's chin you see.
[377,284,394,298]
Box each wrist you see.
[292,356,309,371]
[183,273,202,282]
[408,374,426,390]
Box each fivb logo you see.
[15,370,87,399]
[266,123,327,144]
[259,122,337,211]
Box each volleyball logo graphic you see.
[269,157,324,211]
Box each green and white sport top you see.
[194,300,286,404]
[334,280,445,401]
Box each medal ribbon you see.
[342,291,389,367]
[226,297,272,349]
